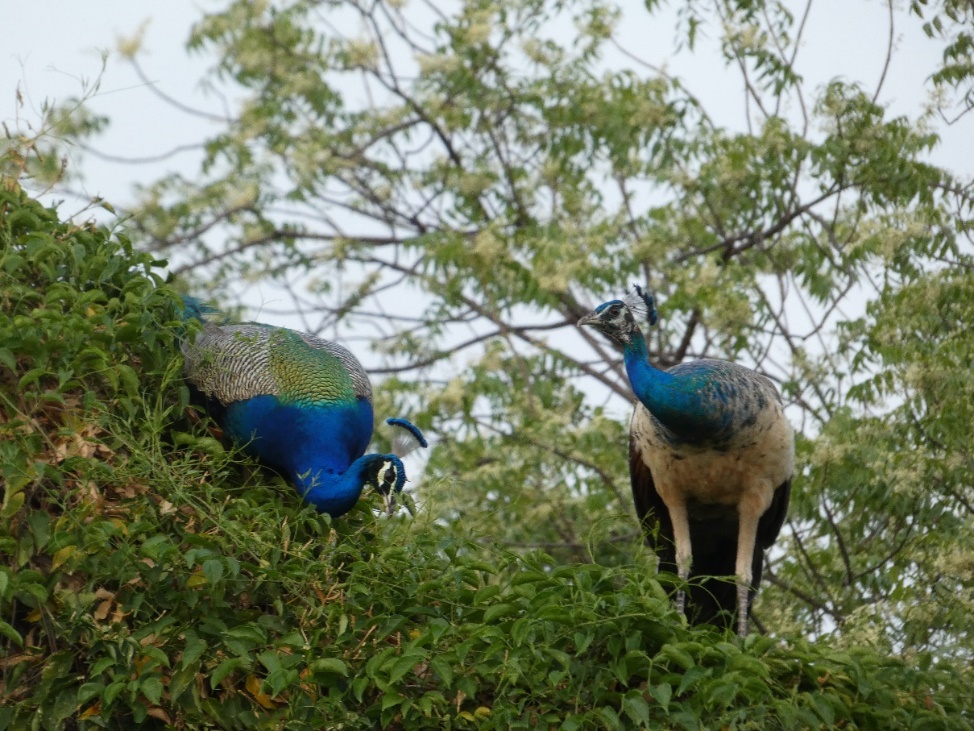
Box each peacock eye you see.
[608,305,621,316]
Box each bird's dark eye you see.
[608,305,622,316]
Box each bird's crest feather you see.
[385,417,428,458]
[623,285,658,327]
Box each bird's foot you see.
[675,589,686,618]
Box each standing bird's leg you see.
[667,497,693,619]
[734,491,770,636]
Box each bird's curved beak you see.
[381,490,397,516]
[577,312,599,328]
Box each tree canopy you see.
[6,0,974,667]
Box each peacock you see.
[579,286,793,636]
[180,296,426,517]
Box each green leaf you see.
[0,621,23,647]
[622,692,651,725]
[388,653,423,685]
[103,681,126,707]
[90,657,115,676]
[18,367,47,389]
[599,705,623,730]
[168,666,198,704]
[141,676,164,705]
[430,657,453,687]
[311,658,348,677]
[267,668,294,697]
[1,492,25,519]
[352,676,370,703]
[210,658,244,689]
[116,363,140,396]
[201,558,224,585]
[649,683,671,712]
[676,665,709,696]
[76,682,105,705]
[660,644,695,671]
[0,348,15,372]
[181,635,208,669]
[483,602,517,623]
[141,646,171,669]
[258,650,283,676]
[225,624,266,644]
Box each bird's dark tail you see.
[683,514,762,631]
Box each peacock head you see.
[366,455,407,516]
[370,417,428,516]
[578,285,658,344]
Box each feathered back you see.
[176,294,431,518]
[180,297,372,408]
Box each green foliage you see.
[8,0,974,700]
[805,267,974,656]
[3,179,972,727]
[912,0,974,116]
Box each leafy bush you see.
[1,180,971,728]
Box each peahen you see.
[579,286,793,636]
[180,296,426,517]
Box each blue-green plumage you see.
[580,287,794,636]
[180,296,425,516]
[623,334,769,449]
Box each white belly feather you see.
[630,402,794,511]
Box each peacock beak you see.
[381,490,397,516]
[577,312,600,328]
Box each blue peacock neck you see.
[622,331,721,439]
[293,454,387,517]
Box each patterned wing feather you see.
[183,322,373,406]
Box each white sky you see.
[3,0,209,205]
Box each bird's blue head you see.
[578,285,658,344]
[365,454,408,515]
[372,417,428,515]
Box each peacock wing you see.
[183,322,373,407]
[629,406,677,575]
